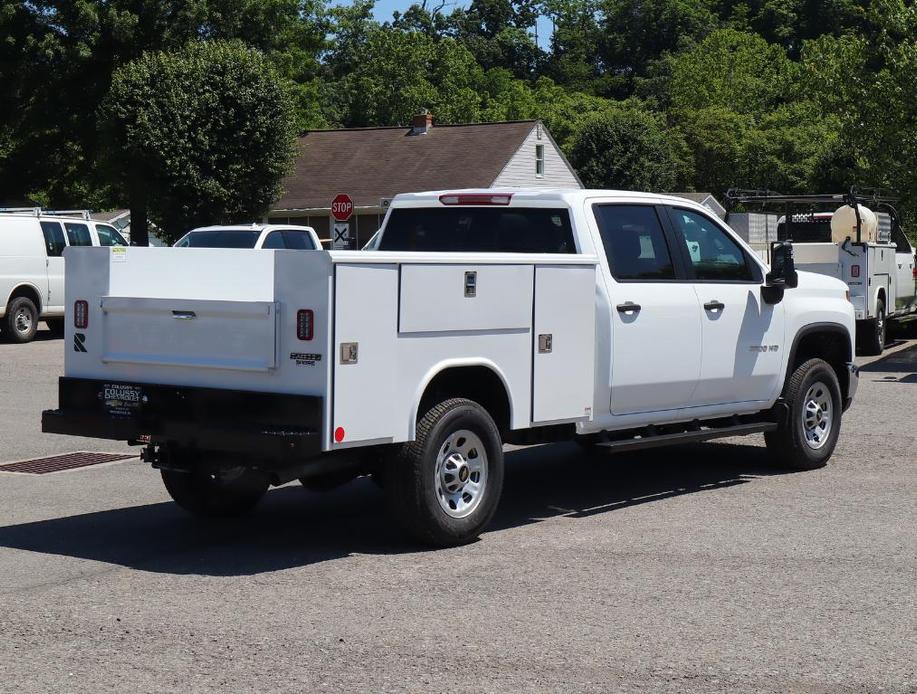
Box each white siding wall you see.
[491,126,581,189]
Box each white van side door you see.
[38,221,67,313]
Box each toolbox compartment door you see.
[532,264,596,424]
[100,296,278,372]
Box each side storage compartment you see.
[332,263,399,445]
[532,264,596,424]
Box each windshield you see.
[175,229,261,248]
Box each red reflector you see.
[74,300,88,329]
[296,309,313,340]
[334,427,345,443]
[439,193,513,206]
[850,265,860,278]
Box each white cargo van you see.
[0,208,127,342]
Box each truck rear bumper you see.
[42,377,324,458]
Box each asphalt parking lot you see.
[0,329,915,693]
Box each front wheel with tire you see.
[860,300,886,356]
[161,453,268,518]
[384,398,504,547]
[4,297,38,343]
[765,358,842,470]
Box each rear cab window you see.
[377,207,576,253]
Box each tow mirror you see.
[762,241,798,304]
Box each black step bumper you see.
[42,377,324,458]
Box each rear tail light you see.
[850,265,860,278]
[74,300,88,329]
[439,193,512,206]
[296,309,313,340]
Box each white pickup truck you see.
[43,190,859,546]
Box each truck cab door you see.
[664,207,785,406]
[592,203,702,415]
[39,221,66,312]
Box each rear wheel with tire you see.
[765,358,842,470]
[4,296,38,343]
[384,398,504,547]
[860,299,886,356]
[160,450,268,518]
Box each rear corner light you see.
[850,264,860,278]
[439,193,513,206]
[296,309,314,340]
[74,300,88,329]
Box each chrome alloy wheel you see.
[14,307,33,335]
[802,381,833,450]
[434,429,487,519]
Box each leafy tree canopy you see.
[99,40,296,242]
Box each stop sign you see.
[331,193,353,222]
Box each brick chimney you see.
[411,110,433,135]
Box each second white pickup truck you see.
[43,189,858,546]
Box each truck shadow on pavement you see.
[858,343,917,383]
[0,440,788,576]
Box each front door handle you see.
[704,300,725,312]
[616,302,641,314]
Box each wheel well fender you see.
[785,323,853,400]
[5,283,42,314]
[411,360,514,438]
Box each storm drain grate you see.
[0,452,135,475]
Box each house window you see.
[535,144,545,177]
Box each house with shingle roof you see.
[269,113,582,248]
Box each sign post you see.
[331,193,353,249]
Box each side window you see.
[261,231,286,249]
[64,222,92,247]
[282,230,313,250]
[592,204,675,281]
[39,221,66,257]
[667,208,754,281]
[96,224,128,247]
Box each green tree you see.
[669,28,794,114]
[99,41,297,244]
[0,0,326,208]
[335,29,484,126]
[598,0,718,89]
[569,107,683,190]
[800,1,917,227]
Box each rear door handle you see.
[704,300,725,311]
[616,302,641,314]
[171,310,197,320]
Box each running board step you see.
[595,422,778,452]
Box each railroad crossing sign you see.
[332,221,350,250]
[331,193,353,222]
